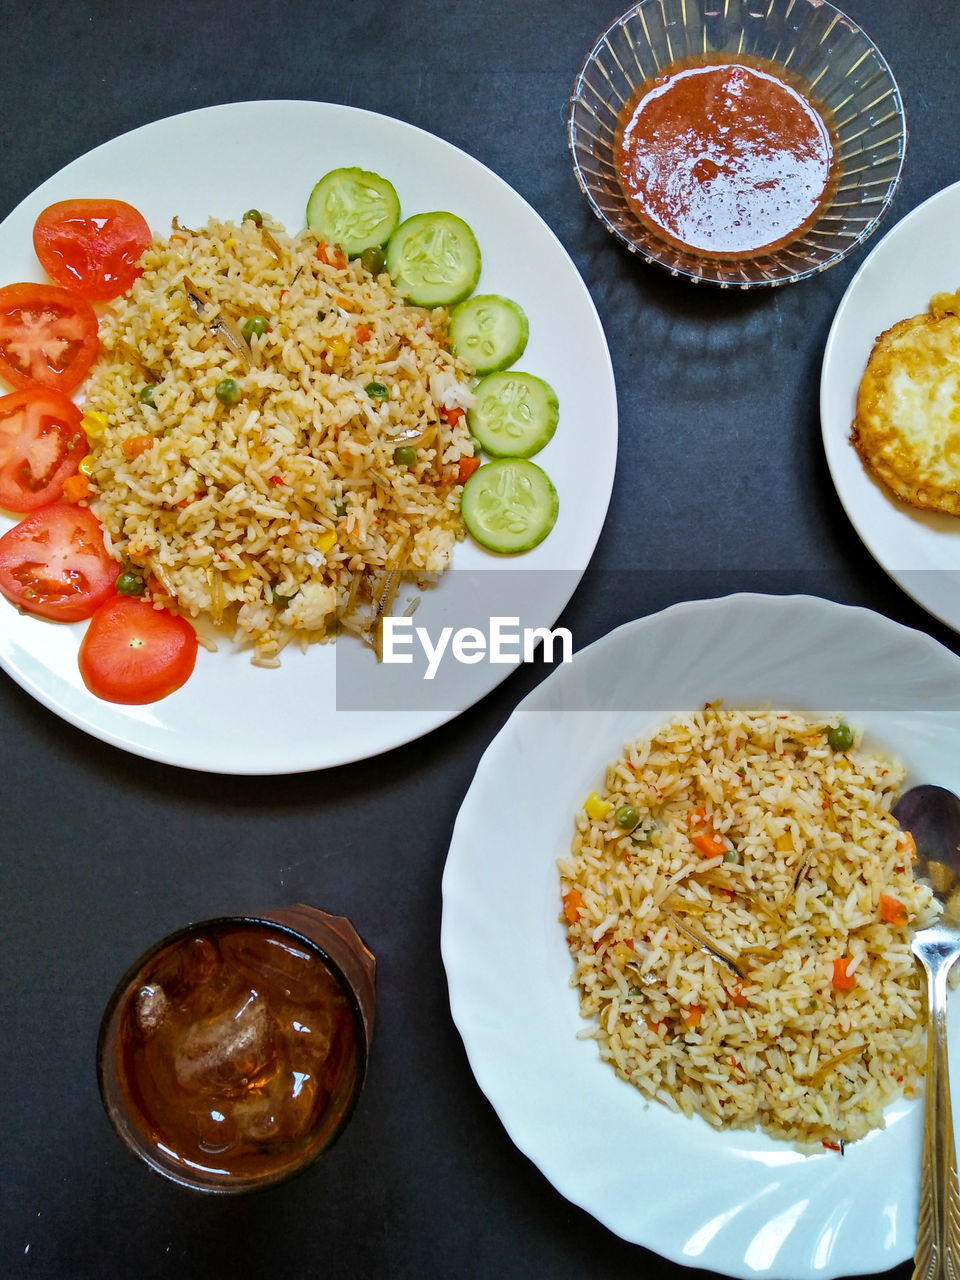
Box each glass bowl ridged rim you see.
[567,0,908,289]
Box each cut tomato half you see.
[78,595,198,704]
[0,503,117,621]
[0,385,87,511]
[0,282,99,393]
[33,198,152,301]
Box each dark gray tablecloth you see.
[3,2,958,1277]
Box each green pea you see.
[334,501,347,517]
[116,570,145,596]
[827,722,854,751]
[215,378,242,405]
[723,848,741,864]
[393,445,417,467]
[242,208,263,226]
[139,385,155,406]
[365,381,390,401]
[614,804,640,832]
[360,245,386,275]
[240,314,269,341]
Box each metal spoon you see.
[892,785,960,1280]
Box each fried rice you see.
[82,214,475,665]
[558,705,934,1148]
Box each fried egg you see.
[852,290,960,514]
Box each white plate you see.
[0,101,616,774]
[441,594,960,1279]
[821,180,960,634]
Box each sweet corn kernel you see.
[584,792,612,821]
[316,530,337,554]
[226,564,255,583]
[78,454,95,476]
[82,410,109,439]
[775,833,794,853]
[328,337,349,362]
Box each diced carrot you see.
[691,830,728,858]
[122,434,155,460]
[686,806,707,829]
[682,1004,703,1027]
[62,474,91,502]
[458,455,481,483]
[879,894,909,927]
[440,405,466,426]
[316,241,347,269]
[832,957,856,991]
[898,830,917,859]
[355,323,371,343]
[562,889,583,924]
[728,984,749,1008]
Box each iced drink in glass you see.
[98,907,374,1191]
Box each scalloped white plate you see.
[821,179,960,635]
[441,594,960,1279]
[0,101,616,774]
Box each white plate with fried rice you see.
[441,593,960,1279]
[0,101,616,773]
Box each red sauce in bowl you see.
[614,56,835,259]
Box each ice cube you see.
[133,983,169,1037]
[148,934,220,1002]
[172,988,282,1099]
[222,930,343,1009]
[230,1068,320,1145]
[195,1107,238,1156]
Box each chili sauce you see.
[614,56,836,259]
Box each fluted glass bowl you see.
[568,0,907,288]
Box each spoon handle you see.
[914,951,960,1280]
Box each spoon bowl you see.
[892,784,960,1280]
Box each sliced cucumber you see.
[468,371,559,458]
[450,294,528,374]
[460,458,558,554]
[385,212,480,307]
[306,167,400,257]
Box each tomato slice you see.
[0,503,117,621]
[33,198,153,301]
[78,595,198,704]
[0,386,87,512]
[0,282,99,393]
